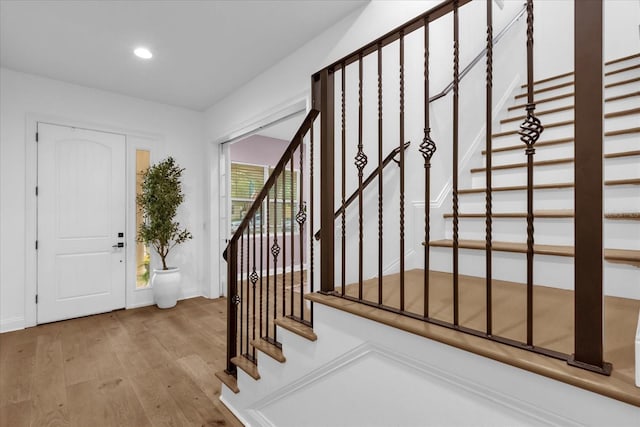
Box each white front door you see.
[37,123,126,323]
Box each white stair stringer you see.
[219,304,640,426]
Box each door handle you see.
[112,242,124,248]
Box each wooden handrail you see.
[313,141,410,241]
[223,109,319,260]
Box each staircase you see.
[430,52,640,299]
[216,1,640,424]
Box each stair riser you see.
[606,65,640,81]
[514,85,574,105]
[517,73,574,93]
[604,157,640,180]
[499,110,574,133]
[472,164,575,187]
[606,82,640,98]
[443,218,640,249]
[604,132,640,153]
[605,114,640,132]
[429,248,640,299]
[507,96,574,117]
[459,189,574,211]
[605,96,640,113]
[605,186,640,211]
[485,144,574,167]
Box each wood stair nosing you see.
[443,210,574,219]
[605,178,640,186]
[604,76,640,89]
[492,120,573,138]
[500,105,574,124]
[605,91,640,103]
[274,317,317,342]
[215,370,240,394]
[514,81,574,99]
[459,182,575,194]
[509,93,574,112]
[482,137,573,155]
[520,71,574,89]
[605,52,640,67]
[604,150,640,159]
[604,63,640,77]
[230,355,260,380]
[250,338,286,363]
[604,107,640,119]
[428,239,640,264]
[605,212,640,220]
[470,157,573,174]
[605,127,640,137]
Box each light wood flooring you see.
[0,297,243,427]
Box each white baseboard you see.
[0,316,25,333]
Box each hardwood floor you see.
[0,297,243,427]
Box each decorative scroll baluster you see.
[341,63,347,297]
[452,0,460,326]
[251,215,258,358]
[266,193,270,339]
[485,0,494,335]
[399,31,406,312]
[377,43,384,305]
[519,0,543,347]
[296,144,307,322]
[420,18,437,318]
[245,227,250,356]
[272,179,280,340]
[259,205,264,339]
[355,53,368,300]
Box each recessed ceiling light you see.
[134,47,153,59]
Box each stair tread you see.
[606,212,640,220]
[605,76,640,89]
[470,157,573,173]
[459,182,575,194]
[501,105,573,124]
[515,81,573,99]
[605,91,640,102]
[429,239,640,262]
[605,63,640,77]
[492,120,573,138]
[520,71,574,88]
[230,356,260,380]
[443,210,573,219]
[215,370,239,394]
[604,107,640,119]
[605,52,640,67]
[251,338,286,363]
[482,137,573,155]
[275,317,317,341]
[604,150,640,159]
[605,127,640,137]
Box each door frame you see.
[208,94,309,299]
[24,114,162,327]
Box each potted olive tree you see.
[137,157,192,308]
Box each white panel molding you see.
[246,342,581,427]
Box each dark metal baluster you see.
[377,44,384,305]
[272,179,280,340]
[245,227,250,356]
[485,0,493,335]
[260,204,264,339]
[420,19,437,318]
[518,0,543,347]
[296,143,307,321]
[399,31,406,311]
[239,232,244,356]
[309,123,315,325]
[341,63,347,297]
[251,218,257,360]
[282,171,286,318]
[225,241,238,376]
[266,193,271,339]
[355,53,367,300]
[290,158,295,316]
[452,1,460,326]
[319,69,335,294]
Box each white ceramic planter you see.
[151,267,181,309]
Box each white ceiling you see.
[0,0,367,111]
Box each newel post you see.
[315,69,335,293]
[569,0,611,375]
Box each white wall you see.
[0,67,206,331]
